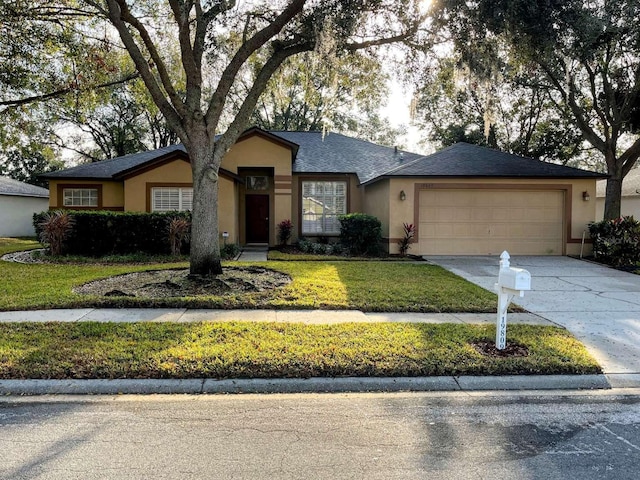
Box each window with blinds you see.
[151,187,193,212]
[301,181,347,234]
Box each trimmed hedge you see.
[589,216,640,267]
[338,213,382,256]
[34,211,192,256]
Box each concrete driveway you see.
[426,255,640,386]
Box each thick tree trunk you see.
[189,145,223,276]
[603,173,623,221]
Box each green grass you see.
[267,250,414,261]
[0,237,41,255]
[0,322,601,379]
[0,239,499,312]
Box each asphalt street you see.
[1,391,639,480]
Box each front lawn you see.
[0,322,601,379]
[0,239,498,312]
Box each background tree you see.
[237,50,403,145]
[436,0,640,220]
[415,54,587,165]
[80,0,426,275]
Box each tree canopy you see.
[435,0,640,219]
[74,0,427,275]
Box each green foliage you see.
[0,148,63,188]
[277,219,293,246]
[338,213,382,256]
[589,216,640,268]
[37,210,75,256]
[297,238,344,256]
[220,243,240,260]
[0,322,600,379]
[246,51,403,145]
[397,223,416,257]
[415,54,586,165]
[435,0,640,216]
[33,211,192,256]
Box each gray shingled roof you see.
[43,144,187,180]
[274,131,422,184]
[42,131,418,184]
[0,176,49,198]
[376,142,606,181]
[597,167,640,197]
[41,133,604,185]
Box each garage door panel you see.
[418,189,564,255]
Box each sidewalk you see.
[0,308,550,325]
[0,307,617,395]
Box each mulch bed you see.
[471,340,529,358]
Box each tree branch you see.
[0,72,139,108]
[103,0,187,140]
[205,0,306,131]
[214,41,313,160]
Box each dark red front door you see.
[246,194,269,243]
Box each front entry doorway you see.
[246,194,269,243]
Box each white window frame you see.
[151,187,193,212]
[63,188,98,207]
[301,180,347,235]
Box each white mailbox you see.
[498,267,531,291]
[494,251,532,350]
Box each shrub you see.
[168,217,191,256]
[220,243,240,260]
[589,216,640,267]
[338,213,382,256]
[277,219,293,246]
[397,223,416,257]
[34,210,192,256]
[37,210,75,256]
[295,238,343,256]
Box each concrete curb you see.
[0,375,613,395]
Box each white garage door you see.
[418,189,565,255]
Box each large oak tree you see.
[81,0,425,275]
[436,0,640,220]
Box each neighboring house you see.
[42,128,605,256]
[0,176,49,237]
[596,167,640,220]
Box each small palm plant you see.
[38,210,75,256]
[277,219,293,246]
[397,222,416,257]
[168,217,191,256]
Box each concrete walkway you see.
[237,244,268,261]
[426,255,640,388]
[0,308,548,325]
